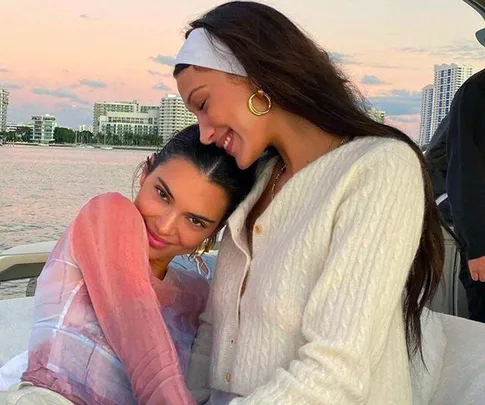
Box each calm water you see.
[0,145,149,251]
[0,145,150,298]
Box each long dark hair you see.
[137,124,256,224]
[174,1,444,357]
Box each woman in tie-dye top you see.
[5,125,255,405]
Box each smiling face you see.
[176,66,274,169]
[134,157,229,262]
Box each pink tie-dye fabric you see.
[22,192,207,405]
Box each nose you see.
[199,121,217,145]
[154,209,177,236]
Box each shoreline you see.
[2,142,159,152]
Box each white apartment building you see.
[78,124,94,133]
[419,64,473,146]
[6,121,33,133]
[159,94,197,143]
[97,109,159,137]
[431,64,473,135]
[418,85,435,146]
[31,115,56,143]
[0,89,9,133]
[93,101,159,135]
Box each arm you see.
[447,81,485,261]
[70,192,194,405]
[230,144,425,404]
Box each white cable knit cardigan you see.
[187,137,442,405]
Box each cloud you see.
[401,41,484,61]
[361,75,385,85]
[388,114,420,123]
[0,67,8,73]
[368,88,422,116]
[153,82,171,91]
[80,14,89,19]
[329,52,358,65]
[0,82,23,89]
[147,70,162,76]
[150,54,176,67]
[79,79,107,88]
[32,87,89,105]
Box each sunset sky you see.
[0,0,484,138]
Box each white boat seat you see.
[431,313,485,404]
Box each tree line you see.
[0,127,163,146]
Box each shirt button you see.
[254,224,262,234]
[225,372,231,382]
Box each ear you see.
[139,164,148,187]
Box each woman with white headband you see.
[174,2,446,404]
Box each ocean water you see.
[0,144,149,298]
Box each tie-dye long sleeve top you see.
[21,192,209,405]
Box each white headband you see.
[175,28,247,77]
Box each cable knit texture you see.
[187,137,437,405]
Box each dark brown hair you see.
[174,1,444,357]
[135,124,256,225]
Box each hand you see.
[468,256,485,282]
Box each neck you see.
[150,257,172,280]
[270,110,342,176]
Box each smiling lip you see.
[216,130,233,149]
[146,229,170,249]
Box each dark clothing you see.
[426,68,485,321]
[426,115,453,224]
[446,68,485,260]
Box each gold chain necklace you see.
[270,137,350,201]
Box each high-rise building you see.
[369,108,386,124]
[418,85,435,146]
[93,101,157,135]
[31,115,56,143]
[0,89,9,133]
[431,64,473,136]
[158,94,197,143]
[93,96,196,144]
[97,109,159,137]
[419,64,473,146]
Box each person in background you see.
[427,68,485,322]
[0,125,255,405]
[174,2,445,404]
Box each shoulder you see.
[453,70,485,104]
[314,137,422,177]
[353,137,421,168]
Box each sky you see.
[0,0,484,139]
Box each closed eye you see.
[197,100,207,112]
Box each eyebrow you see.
[187,84,207,106]
[157,176,216,224]
[157,177,174,199]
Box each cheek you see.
[175,231,207,253]
[134,187,159,217]
[176,225,216,251]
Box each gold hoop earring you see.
[190,235,217,259]
[248,89,272,116]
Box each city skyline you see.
[418,63,474,145]
[1,0,484,139]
